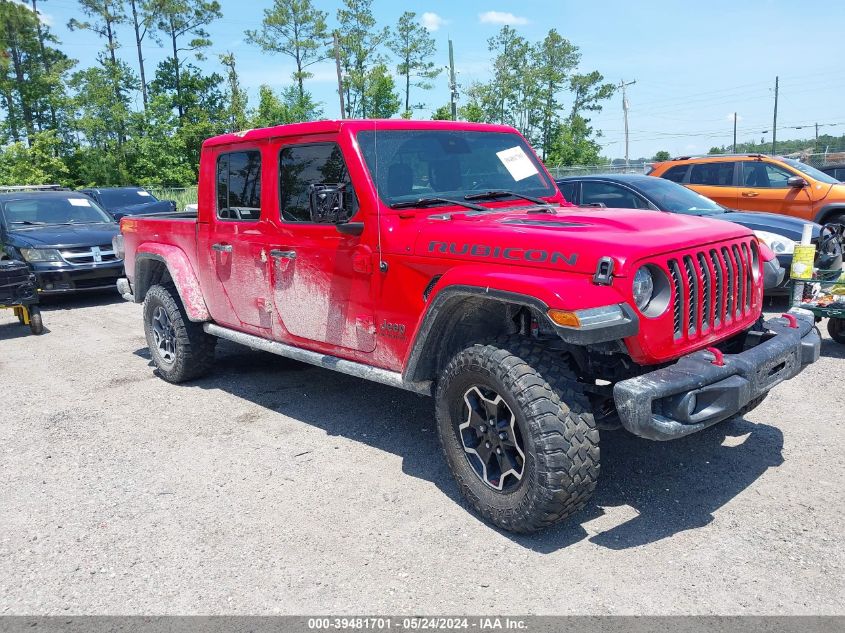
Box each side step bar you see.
[203,323,432,395]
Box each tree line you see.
[0,0,616,187]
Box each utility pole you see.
[815,122,819,147]
[732,112,737,153]
[771,75,779,155]
[448,39,458,121]
[619,79,636,166]
[333,31,345,119]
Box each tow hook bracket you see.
[705,346,725,366]
[781,313,799,328]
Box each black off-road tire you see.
[28,306,44,335]
[143,283,216,383]
[435,336,600,533]
[828,317,845,344]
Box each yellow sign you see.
[790,244,816,280]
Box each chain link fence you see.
[546,162,653,179]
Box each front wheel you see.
[828,318,845,344]
[143,284,216,383]
[28,306,44,335]
[435,337,599,533]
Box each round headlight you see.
[632,267,654,310]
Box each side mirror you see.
[787,176,808,188]
[166,200,177,212]
[309,183,350,224]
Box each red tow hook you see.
[781,313,799,328]
[705,346,725,366]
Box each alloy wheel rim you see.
[459,385,526,492]
[151,306,176,365]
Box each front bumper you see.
[613,309,820,441]
[30,260,124,294]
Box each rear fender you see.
[135,243,210,322]
[403,266,631,383]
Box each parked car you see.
[818,163,845,182]
[0,187,123,293]
[649,153,845,225]
[115,119,819,533]
[556,174,843,294]
[80,186,176,221]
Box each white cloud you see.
[478,11,529,26]
[421,12,447,31]
[12,0,53,25]
[727,113,742,122]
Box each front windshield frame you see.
[633,177,726,215]
[1,195,116,226]
[781,158,840,185]
[355,129,557,209]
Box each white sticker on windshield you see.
[69,198,91,207]
[496,146,540,181]
[138,191,151,196]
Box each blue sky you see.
[33,0,845,159]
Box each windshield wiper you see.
[10,220,47,225]
[390,197,485,211]
[464,190,549,205]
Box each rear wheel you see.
[143,284,216,383]
[828,318,845,344]
[435,336,599,533]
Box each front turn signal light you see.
[547,309,580,328]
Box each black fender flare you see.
[814,204,845,225]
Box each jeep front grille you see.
[666,238,758,340]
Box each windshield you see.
[781,158,840,185]
[2,196,115,225]
[634,177,725,215]
[95,188,158,210]
[356,130,556,207]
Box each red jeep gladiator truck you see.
[115,120,819,533]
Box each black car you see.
[80,186,176,220]
[556,174,843,294]
[818,164,845,182]
[0,188,123,294]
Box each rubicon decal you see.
[428,241,578,266]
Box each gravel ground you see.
[1,292,843,615]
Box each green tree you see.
[220,52,247,132]
[431,104,451,120]
[388,11,440,116]
[0,130,69,185]
[653,150,670,161]
[245,0,328,101]
[153,0,222,120]
[128,0,162,109]
[364,63,400,118]
[533,29,577,158]
[336,0,388,118]
[251,84,322,128]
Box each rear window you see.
[661,165,689,183]
[95,189,158,210]
[689,162,736,186]
[216,150,262,221]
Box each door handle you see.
[211,243,233,253]
[269,249,297,260]
[742,192,759,197]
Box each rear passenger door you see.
[197,147,275,333]
[685,161,739,209]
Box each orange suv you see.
[649,154,845,225]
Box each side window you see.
[216,151,262,221]
[661,165,689,183]
[557,181,576,203]
[279,143,357,223]
[689,162,736,186]
[581,181,648,209]
[741,162,793,188]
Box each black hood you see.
[6,223,119,248]
[718,210,820,242]
[111,199,175,218]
